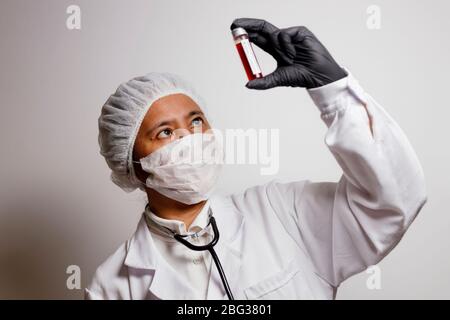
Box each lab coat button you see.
[193,256,203,264]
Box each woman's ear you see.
[132,149,147,184]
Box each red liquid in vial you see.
[235,42,263,81]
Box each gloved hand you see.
[230,18,347,89]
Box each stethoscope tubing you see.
[173,216,234,300]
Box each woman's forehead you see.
[143,93,204,125]
[153,93,199,109]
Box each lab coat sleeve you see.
[268,68,427,287]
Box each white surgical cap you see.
[98,72,207,193]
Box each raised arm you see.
[267,69,427,286]
[231,18,427,286]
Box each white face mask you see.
[138,132,224,205]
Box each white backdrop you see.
[0,0,448,299]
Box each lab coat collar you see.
[123,194,244,300]
[145,199,211,234]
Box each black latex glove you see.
[230,18,347,89]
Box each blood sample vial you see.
[231,27,263,81]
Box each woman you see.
[86,18,427,300]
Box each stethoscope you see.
[147,206,234,300]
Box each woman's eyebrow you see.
[185,110,204,118]
[146,110,205,136]
[146,119,174,136]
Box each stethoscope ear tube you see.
[173,216,234,300]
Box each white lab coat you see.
[85,69,427,300]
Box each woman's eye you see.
[191,117,203,127]
[157,129,172,139]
